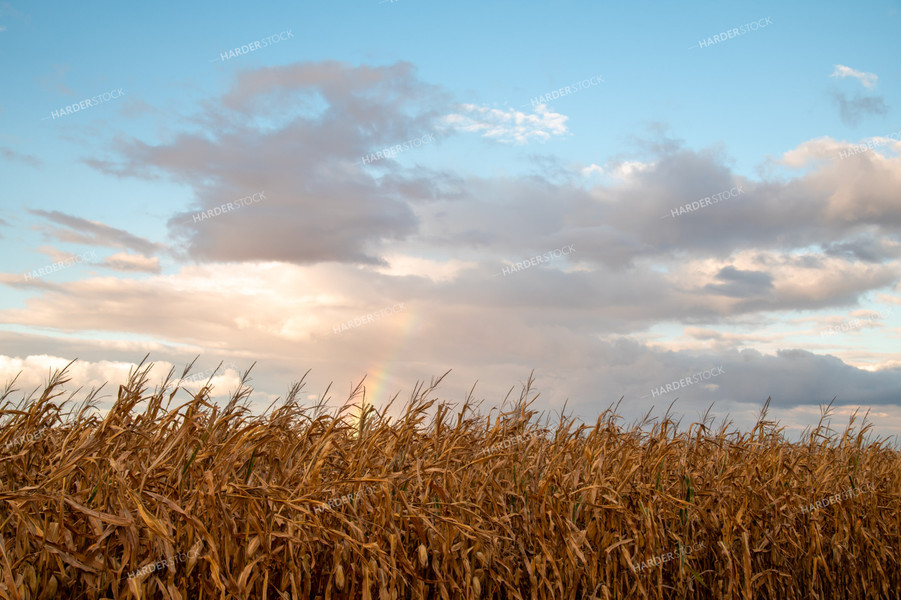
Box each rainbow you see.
[353,304,421,430]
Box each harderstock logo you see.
[689,17,773,50]
[314,485,379,514]
[838,129,901,159]
[2,428,45,453]
[23,250,98,282]
[661,186,744,219]
[476,433,531,457]
[126,542,203,580]
[180,362,242,384]
[333,303,406,334]
[528,76,604,109]
[793,482,874,517]
[41,88,125,121]
[631,540,705,573]
[643,366,725,399]
[820,310,890,337]
[496,244,576,277]
[361,134,435,165]
[211,30,294,62]
[190,192,265,224]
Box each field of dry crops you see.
[1,358,900,599]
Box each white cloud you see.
[779,135,900,168]
[102,252,161,274]
[0,354,151,401]
[443,103,568,144]
[373,254,476,282]
[830,64,878,89]
[609,160,654,179]
[0,354,261,414]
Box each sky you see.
[1,0,900,439]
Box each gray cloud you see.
[832,91,889,126]
[718,348,901,408]
[704,266,774,298]
[71,61,901,324]
[38,64,74,96]
[79,61,901,280]
[24,61,893,437]
[87,61,452,266]
[1,146,41,167]
[29,209,161,256]
[3,321,901,440]
[825,236,901,263]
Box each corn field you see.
[1,358,899,599]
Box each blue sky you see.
[2,0,900,438]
